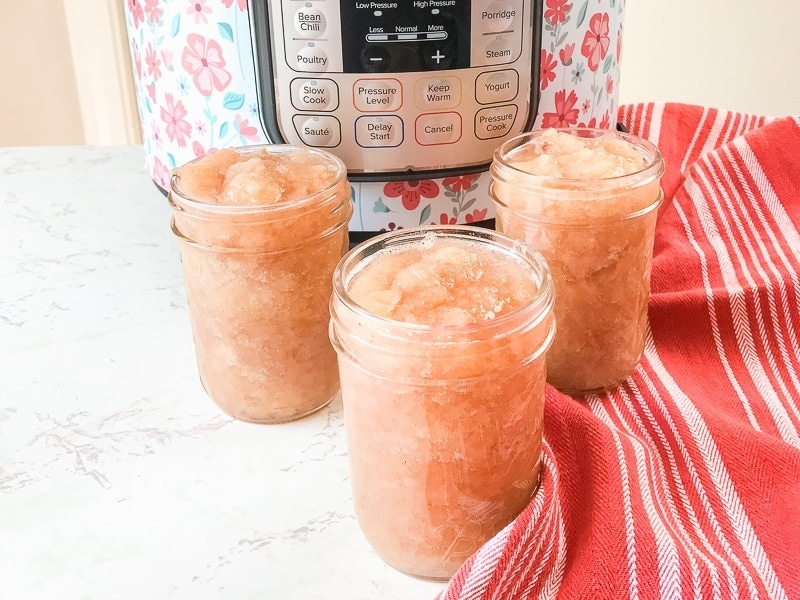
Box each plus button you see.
[431,50,446,64]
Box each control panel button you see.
[415,112,462,146]
[292,42,330,72]
[293,5,326,38]
[353,79,402,112]
[483,37,516,65]
[290,78,339,111]
[480,2,519,33]
[475,105,518,139]
[415,77,461,110]
[355,116,403,148]
[475,69,519,104]
[421,42,457,70]
[361,46,391,73]
[292,115,341,147]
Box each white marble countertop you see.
[0,146,444,599]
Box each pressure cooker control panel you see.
[249,0,541,180]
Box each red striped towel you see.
[438,103,800,600]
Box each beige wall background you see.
[621,0,800,117]
[0,0,140,146]
[1,0,798,147]
[0,1,84,145]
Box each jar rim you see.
[331,225,555,338]
[491,127,665,192]
[169,144,348,216]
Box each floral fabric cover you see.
[125,0,624,231]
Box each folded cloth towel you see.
[438,103,800,600]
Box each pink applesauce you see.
[170,146,352,423]
[491,128,665,393]
[329,227,555,579]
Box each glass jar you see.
[329,226,555,579]
[490,128,665,394]
[169,145,352,423]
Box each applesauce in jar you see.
[490,128,665,393]
[329,226,555,579]
[169,145,352,423]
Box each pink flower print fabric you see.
[383,180,441,211]
[542,89,580,128]
[544,0,571,25]
[186,0,212,25]
[160,93,191,147]
[144,0,161,24]
[125,1,266,182]
[127,0,144,28]
[221,0,247,11]
[539,0,624,134]
[181,34,232,96]
[581,12,611,72]
[540,50,558,90]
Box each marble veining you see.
[0,146,443,599]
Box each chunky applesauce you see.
[170,146,351,423]
[491,128,665,393]
[330,227,555,578]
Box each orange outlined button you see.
[353,78,402,112]
[415,76,461,110]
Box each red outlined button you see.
[415,112,462,146]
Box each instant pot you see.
[125,0,624,236]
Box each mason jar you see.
[169,145,352,423]
[490,128,665,394]
[329,225,555,579]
